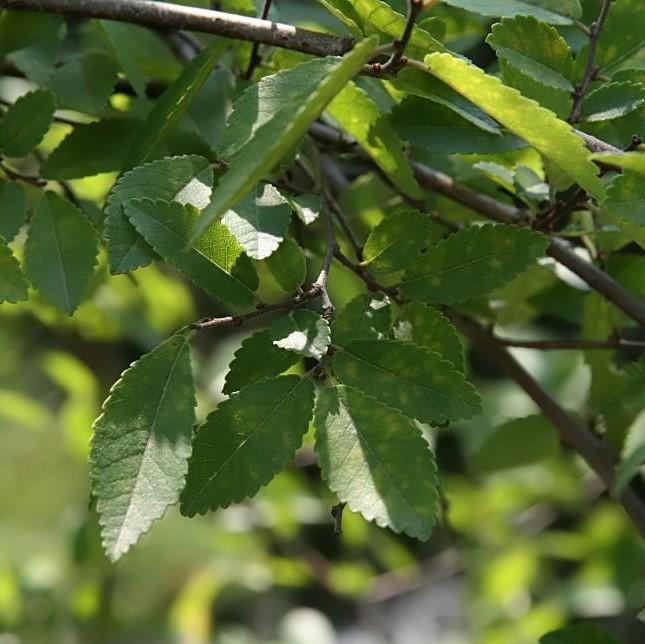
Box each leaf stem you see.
[568,0,613,124]
[373,0,424,75]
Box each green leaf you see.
[400,224,548,304]
[0,10,63,55]
[40,118,140,180]
[189,37,379,242]
[327,82,421,198]
[423,52,604,199]
[470,415,559,474]
[390,98,525,155]
[49,52,119,114]
[180,375,315,516]
[394,67,501,135]
[104,154,213,274]
[24,192,98,315]
[332,340,481,424]
[540,625,618,644]
[0,89,55,157]
[0,235,28,303]
[442,0,573,24]
[265,239,307,292]
[124,199,257,310]
[345,0,444,55]
[314,386,438,540]
[318,0,364,37]
[331,294,392,347]
[582,82,645,122]
[615,441,645,494]
[0,180,26,241]
[223,330,300,395]
[394,303,465,372]
[486,15,574,115]
[123,40,226,170]
[603,171,645,251]
[98,20,177,96]
[591,151,645,176]
[221,184,292,260]
[91,330,196,561]
[283,193,321,226]
[362,210,441,273]
[271,309,331,360]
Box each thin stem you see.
[568,0,613,124]
[2,0,354,58]
[449,311,645,541]
[376,0,423,75]
[494,335,645,351]
[244,0,272,79]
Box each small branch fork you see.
[568,0,613,124]
[373,0,424,75]
[192,203,337,331]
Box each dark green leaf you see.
[265,239,307,292]
[582,82,645,122]
[271,309,331,360]
[125,199,257,309]
[394,303,465,371]
[181,375,315,515]
[40,119,140,180]
[0,89,55,157]
[400,224,548,304]
[283,193,321,225]
[0,180,26,241]
[331,294,392,347]
[315,386,438,540]
[91,330,196,561]
[603,171,645,250]
[0,11,63,55]
[123,40,226,170]
[24,192,98,315]
[221,184,292,260]
[540,625,618,644]
[470,415,559,474]
[223,330,300,395]
[0,235,28,303]
[442,0,573,24]
[332,340,481,424]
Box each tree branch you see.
[376,0,424,75]
[243,0,273,79]
[568,0,613,124]
[448,311,645,541]
[494,335,645,352]
[2,0,354,58]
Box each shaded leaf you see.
[123,40,226,170]
[40,118,140,180]
[603,171,645,250]
[0,180,26,241]
[424,52,604,198]
[0,10,63,55]
[283,193,321,225]
[265,239,307,292]
[271,309,331,360]
[327,82,421,198]
[442,0,573,24]
[221,183,292,260]
[362,210,442,273]
[0,236,28,303]
[332,339,481,424]
[318,0,364,37]
[331,294,392,347]
[181,375,315,515]
[91,330,196,561]
[583,82,645,122]
[615,442,645,494]
[540,625,618,644]
[315,386,438,540]
[189,37,379,242]
[125,199,257,310]
[49,52,119,114]
[24,192,98,315]
[470,415,559,474]
[394,303,465,371]
[104,154,213,274]
[400,224,548,304]
[0,89,55,157]
[223,330,300,395]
